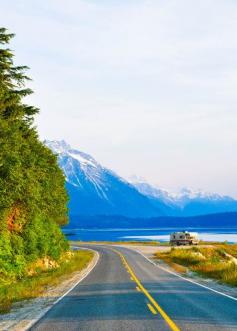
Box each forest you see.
[0,27,69,282]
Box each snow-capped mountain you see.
[45,140,237,221]
[131,179,237,217]
[45,140,164,218]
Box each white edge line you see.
[115,245,237,302]
[25,248,99,330]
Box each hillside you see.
[46,140,164,218]
[132,180,237,217]
[66,212,237,229]
[47,140,237,227]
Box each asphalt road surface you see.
[31,245,237,331]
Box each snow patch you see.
[68,152,96,168]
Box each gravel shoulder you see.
[0,250,99,331]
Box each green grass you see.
[0,250,93,314]
[154,244,237,286]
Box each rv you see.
[170,231,199,246]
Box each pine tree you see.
[0,28,69,280]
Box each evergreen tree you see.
[0,28,69,280]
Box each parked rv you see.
[170,231,199,246]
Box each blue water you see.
[63,227,237,243]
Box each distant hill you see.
[131,179,237,217]
[66,212,237,229]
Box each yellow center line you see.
[111,248,180,331]
[147,303,158,315]
[136,286,141,292]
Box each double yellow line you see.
[111,248,180,331]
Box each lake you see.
[63,227,237,243]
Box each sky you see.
[1,0,237,197]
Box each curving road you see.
[31,245,237,331]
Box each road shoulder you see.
[0,249,99,331]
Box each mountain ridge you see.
[66,212,237,229]
[45,140,237,221]
[45,140,163,218]
[131,179,237,216]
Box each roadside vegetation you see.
[0,28,93,314]
[154,244,237,286]
[0,27,69,283]
[0,250,93,313]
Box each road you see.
[31,245,237,331]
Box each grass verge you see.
[0,250,93,314]
[154,244,237,286]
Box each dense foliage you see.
[0,28,68,281]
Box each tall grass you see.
[0,250,93,314]
[155,245,237,286]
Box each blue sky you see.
[1,0,237,197]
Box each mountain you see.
[45,140,164,218]
[45,140,237,223]
[131,179,237,217]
